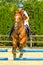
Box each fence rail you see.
[0,41,43,43]
[0,35,43,48]
[0,35,43,37]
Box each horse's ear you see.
[14,11,17,16]
[15,11,17,13]
[15,11,19,14]
[14,11,18,15]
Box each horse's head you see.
[14,11,23,30]
[14,11,22,22]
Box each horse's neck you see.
[19,21,24,28]
[20,20,23,25]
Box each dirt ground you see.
[0,47,43,65]
[0,61,43,65]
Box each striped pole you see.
[20,49,43,52]
[0,58,43,60]
[0,49,43,52]
[14,58,43,60]
[0,58,8,60]
[0,49,8,52]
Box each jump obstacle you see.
[0,57,43,60]
[0,49,43,60]
[0,49,43,52]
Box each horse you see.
[11,11,29,58]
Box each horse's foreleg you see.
[12,39,17,58]
[12,47,16,58]
[20,37,26,48]
[19,37,26,58]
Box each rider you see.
[18,4,31,38]
[18,4,29,26]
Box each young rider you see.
[18,4,31,37]
[18,4,29,26]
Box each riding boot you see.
[25,25,31,40]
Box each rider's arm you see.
[24,11,29,22]
[24,11,29,26]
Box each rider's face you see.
[18,8,22,12]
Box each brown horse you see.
[11,11,29,58]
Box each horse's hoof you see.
[13,54,16,58]
[19,53,23,58]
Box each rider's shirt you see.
[23,11,29,26]
[24,11,28,17]
[18,10,29,26]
